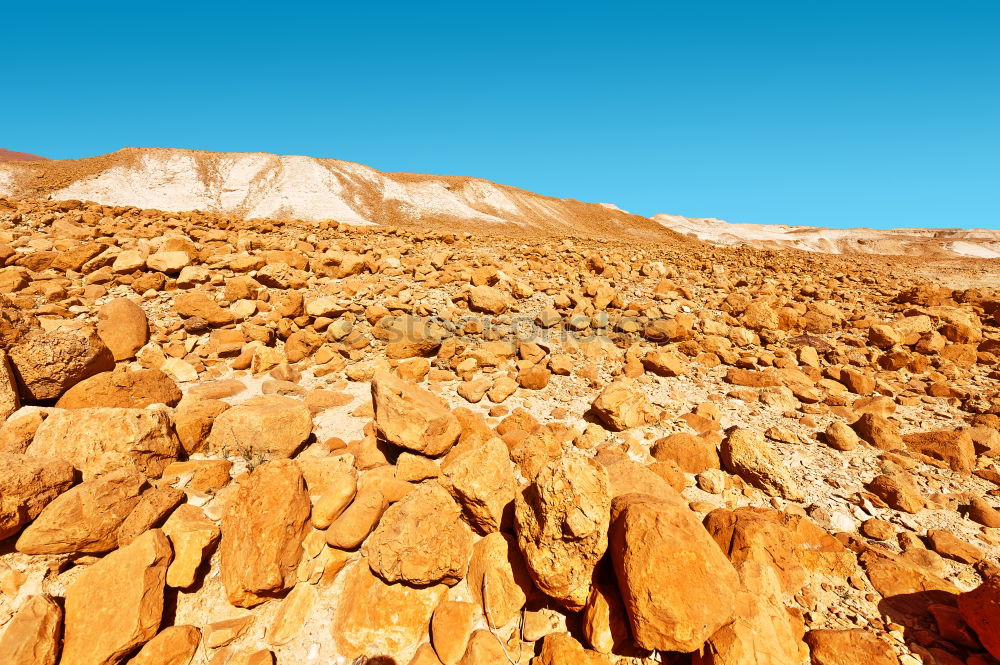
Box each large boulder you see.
[55,369,181,409]
[330,559,448,662]
[96,298,149,360]
[902,429,976,473]
[803,629,900,665]
[703,507,856,595]
[60,529,172,665]
[15,469,146,554]
[514,455,611,611]
[440,436,516,534]
[720,428,804,501]
[365,482,473,586]
[0,594,62,665]
[27,407,181,479]
[0,452,76,540]
[9,328,115,401]
[957,575,1000,659]
[608,492,740,652]
[206,395,312,459]
[371,370,461,456]
[590,380,657,431]
[220,459,311,607]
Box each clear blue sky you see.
[5,1,998,229]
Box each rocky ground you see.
[0,196,999,665]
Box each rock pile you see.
[0,196,998,664]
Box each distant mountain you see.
[1,147,996,257]
[0,147,678,240]
[653,214,1000,259]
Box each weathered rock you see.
[969,497,1000,528]
[330,559,448,662]
[372,370,461,456]
[457,630,509,664]
[927,529,983,564]
[97,298,149,360]
[162,503,220,588]
[902,430,975,473]
[9,328,115,400]
[431,600,476,665]
[467,531,533,628]
[173,397,229,455]
[703,507,856,595]
[206,394,312,459]
[266,582,317,646]
[867,473,924,513]
[515,455,611,611]
[852,413,903,450]
[61,529,172,665]
[534,632,610,665]
[823,421,860,451]
[0,452,75,540]
[310,469,358,528]
[27,406,181,479]
[803,629,901,665]
[125,625,201,665]
[581,583,630,654]
[0,594,62,665]
[441,436,515,534]
[467,285,509,314]
[16,469,145,554]
[220,459,311,607]
[173,292,235,326]
[609,492,740,652]
[0,349,20,421]
[957,576,1000,659]
[326,486,389,550]
[650,432,719,473]
[590,380,656,431]
[56,369,182,409]
[720,428,804,501]
[116,486,185,546]
[366,482,473,586]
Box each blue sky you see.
[4,1,998,229]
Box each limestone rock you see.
[61,529,172,665]
[581,583,630,654]
[803,629,901,665]
[441,436,515,534]
[431,600,476,665]
[162,504,221,588]
[220,459,311,607]
[514,455,611,611]
[325,486,389,550]
[372,370,461,456]
[650,432,719,474]
[125,625,201,665]
[0,452,75,540]
[902,429,975,473]
[957,576,1000,659]
[867,473,924,513]
[0,349,20,421]
[366,482,473,586]
[266,582,317,646]
[0,594,62,665]
[330,559,447,662]
[823,421,860,451]
[16,469,145,554]
[609,492,740,652]
[174,397,229,455]
[206,394,312,459]
[720,428,804,501]
[27,406,181,479]
[10,328,115,401]
[591,380,656,431]
[56,369,182,409]
[468,531,533,628]
[97,298,149,360]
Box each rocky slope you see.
[0,197,999,665]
